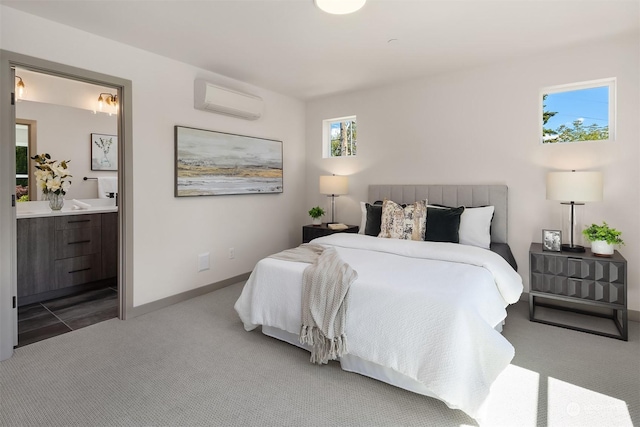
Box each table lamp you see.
[546,170,603,252]
[319,175,348,224]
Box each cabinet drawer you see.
[532,277,624,306]
[54,254,101,288]
[55,214,102,230]
[55,227,102,259]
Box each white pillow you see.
[359,201,367,234]
[458,206,495,249]
[427,204,494,249]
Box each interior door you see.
[10,68,18,350]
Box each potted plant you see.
[582,221,624,257]
[308,206,325,226]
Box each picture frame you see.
[91,133,118,171]
[542,229,562,252]
[175,126,283,197]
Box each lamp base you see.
[561,244,586,253]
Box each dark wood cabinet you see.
[101,212,118,280]
[302,224,359,243]
[18,212,118,305]
[529,242,627,340]
[17,217,55,298]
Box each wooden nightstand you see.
[302,224,359,243]
[529,242,627,340]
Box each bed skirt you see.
[262,320,503,398]
[262,325,441,400]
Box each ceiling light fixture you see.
[97,92,118,111]
[15,76,25,98]
[314,0,366,15]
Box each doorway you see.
[14,70,120,346]
[0,50,133,360]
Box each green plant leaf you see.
[582,221,624,245]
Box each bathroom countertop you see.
[16,199,118,219]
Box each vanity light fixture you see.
[314,0,366,15]
[15,76,25,98]
[97,92,118,111]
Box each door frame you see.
[0,50,134,360]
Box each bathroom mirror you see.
[15,68,117,201]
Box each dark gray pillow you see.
[364,201,384,236]
[425,206,465,243]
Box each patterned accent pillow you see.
[378,199,428,240]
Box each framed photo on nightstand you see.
[542,229,562,252]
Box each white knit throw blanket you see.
[269,244,358,364]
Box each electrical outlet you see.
[228,248,235,259]
[198,252,210,272]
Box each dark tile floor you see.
[18,285,118,347]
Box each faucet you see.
[105,192,118,207]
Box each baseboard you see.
[126,272,251,319]
[519,291,639,322]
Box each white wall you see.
[305,32,640,312]
[1,6,307,307]
[17,101,117,200]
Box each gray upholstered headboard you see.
[368,185,508,244]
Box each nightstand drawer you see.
[531,274,624,305]
[543,256,568,275]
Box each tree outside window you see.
[541,79,615,144]
[323,116,357,157]
[16,123,29,200]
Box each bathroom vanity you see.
[17,200,118,306]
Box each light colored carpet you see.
[1,282,638,427]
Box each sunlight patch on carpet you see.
[479,364,540,426]
[548,377,633,427]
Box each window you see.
[323,116,357,157]
[15,123,29,201]
[541,78,615,144]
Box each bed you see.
[234,185,523,421]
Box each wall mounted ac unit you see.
[194,79,264,120]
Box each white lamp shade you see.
[320,175,348,195]
[314,0,366,14]
[546,171,603,202]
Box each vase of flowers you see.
[32,153,72,211]
[47,192,64,210]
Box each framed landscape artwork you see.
[91,133,118,171]
[175,126,283,197]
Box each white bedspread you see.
[234,233,523,420]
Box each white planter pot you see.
[591,240,614,257]
[311,217,322,225]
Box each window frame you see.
[322,115,357,158]
[540,78,616,145]
[15,119,37,199]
